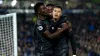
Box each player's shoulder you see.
[60,15,67,22]
[60,15,67,20]
[32,13,38,23]
[61,15,72,25]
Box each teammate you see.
[46,4,54,16]
[33,2,53,56]
[44,5,76,56]
[44,5,69,56]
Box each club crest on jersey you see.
[38,26,43,31]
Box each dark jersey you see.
[47,16,70,55]
[36,19,48,32]
[32,15,53,55]
[48,16,76,55]
[49,16,68,36]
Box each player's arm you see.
[67,21,76,55]
[68,30,76,55]
[66,21,76,55]
[44,22,68,39]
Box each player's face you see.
[52,7,62,19]
[38,5,46,15]
[46,6,54,16]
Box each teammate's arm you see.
[44,22,68,39]
[66,21,76,56]
[68,31,76,55]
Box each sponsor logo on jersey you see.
[38,26,43,31]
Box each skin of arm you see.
[44,22,69,39]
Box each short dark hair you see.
[46,4,54,7]
[54,5,62,10]
[34,2,44,13]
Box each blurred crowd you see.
[67,11,100,56]
[0,3,100,9]
[17,10,100,56]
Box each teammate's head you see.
[52,5,62,19]
[46,4,54,16]
[34,2,45,14]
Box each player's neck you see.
[53,18,59,22]
[38,14,46,20]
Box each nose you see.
[55,12,58,14]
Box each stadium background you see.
[0,0,100,56]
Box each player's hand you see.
[62,23,68,30]
[66,21,71,28]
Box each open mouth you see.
[54,15,58,17]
